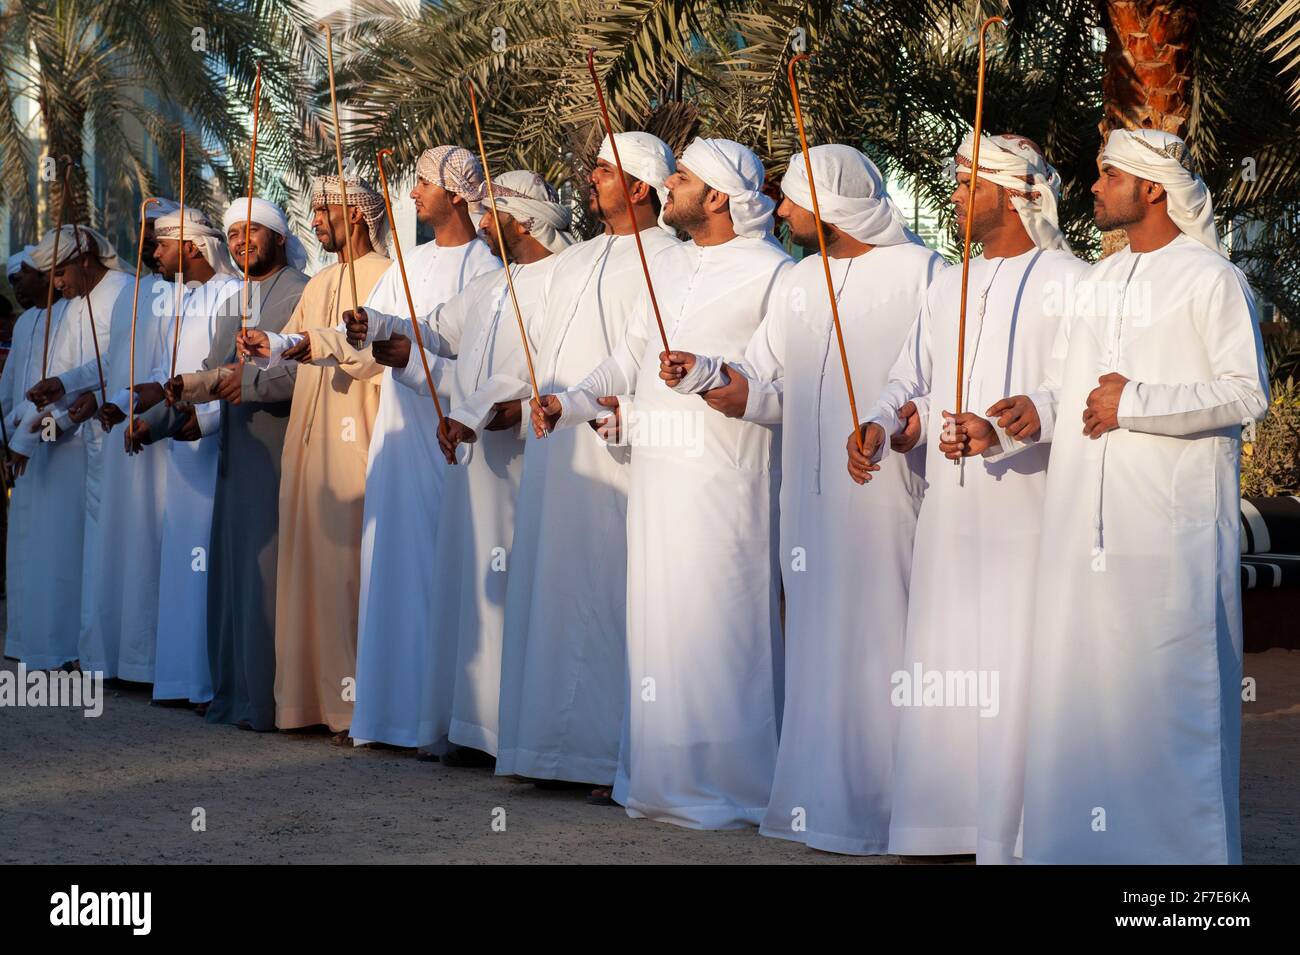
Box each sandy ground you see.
[1,614,1297,863]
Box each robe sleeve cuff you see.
[451,394,495,436]
[361,308,400,347]
[181,368,224,404]
[251,331,298,369]
[673,354,728,394]
[742,367,782,425]
[556,387,605,430]
[862,411,892,464]
[196,402,221,437]
[394,349,431,392]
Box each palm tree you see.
[0,0,321,249]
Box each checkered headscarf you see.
[416,145,486,216]
[310,174,389,251]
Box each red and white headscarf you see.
[954,130,1069,252]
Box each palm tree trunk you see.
[1098,0,1199,254]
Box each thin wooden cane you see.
[321,23,360,312]
[788,55,866,453]
[71,223,108,409]
[585,49,669,355]
[40,156,74,379]
[466,82,541,403]
[169,130,186,378]
[955,17,1005,420]
[128,198,161,454]
[375,147,446,425]
[241,62,263,335]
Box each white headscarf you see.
[30,224,125,272]
[596,131,676,232]
[489,170,577,254]
[222,197,309,272]
[1100,128,1222,256]
[677,137,774,239]
[145,198,180,220]
[154,207,240,276]
[6,246,35,278]
[781,143,921,247]
[955,131,1070,252]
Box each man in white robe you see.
[1,249,45,655]
[957,129,1269,864]
[26,227,134,675]
[494,132,680,789]
[130,208,241,702]
[342,145,499,749]
[66,237,173,683]
[847,133,1088,863]
[534,137,791,828]
[662,144,943,852]
[357,170,575,757]
[162,198,309,731]
[1,254,76,667]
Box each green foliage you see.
[0,0,322,249]
[1242,376,1300,496]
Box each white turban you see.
[489,170,577,254]
[222,197,309,272]
[955,131,1070,252]
[154,207,240,276]
[6,246,35,278]
[597,132,676,232]
[30,224,125,271]
[145,198,180,220]
[781,144,921,247]
[677,137,774,239]
[1100,128,1222,256]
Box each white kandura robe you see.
[495,227,681,785]
[0,306,42,660]
[47,270,132,671]
[867,247,1089,864]
[149,275,241,701]
[77,276,172,681]
[387,257,556,755]
[2,299,81,667]
[557,236,792,828]
[1020,234,1269,865]
[732,244,944,853]
[350,237,499,745]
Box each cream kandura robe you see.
[350,238,499,747]
[75,276,172,681]
[1020,234,1269,864]
[495,227,681,785]
[2,298,82,667]
[273,251,389,731]
[867,247,1089,864]
[737,244,944,853]
[377,257,555,754]
[557,235,792,829]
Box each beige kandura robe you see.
[274,251,390,731]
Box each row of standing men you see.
[4,126,1267,863]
